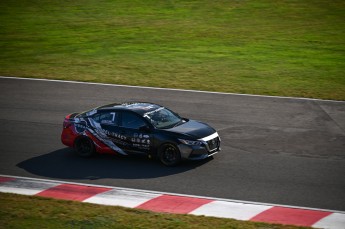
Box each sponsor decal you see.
[123,103,156,111]
[74,121,87,133]
[86,117,127,155]
[86,109,97,116]
[143,107,164,117]
[103,129,126,140]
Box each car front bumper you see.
[178,132,221,160]
[178,144,220,160]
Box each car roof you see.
[98,102,163,116]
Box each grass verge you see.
[0,0,344,100]
[0,192,311,229]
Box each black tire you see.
[74,137,95,157]
[159,143,181,166]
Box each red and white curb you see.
[0,175,344,228]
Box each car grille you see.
[207,137,220,152]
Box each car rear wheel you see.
[159,143,181,166]
[75,137,95,157]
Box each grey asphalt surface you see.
[0,77,344,211]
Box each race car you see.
[61,102,220,166]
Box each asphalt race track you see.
[1,77,344,211]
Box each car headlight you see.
[178,139,203,146]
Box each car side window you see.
[92,112,117,125]
[121,112,147,129]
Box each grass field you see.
[0,0,344,100]
[0,192,311,229]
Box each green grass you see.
[0,0,344,100]
[0,193,311,229]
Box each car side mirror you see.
[139,125,150,132]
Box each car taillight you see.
[63,117,73,128]
[63,113,75,128]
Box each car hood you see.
[169,120,216,139]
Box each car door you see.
[88,110,129,151]
[118,111,152,155]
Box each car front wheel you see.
[75,137,95,157]
[159,143,181,166]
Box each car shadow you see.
[17,148,212,180]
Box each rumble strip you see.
[0,175,344,228]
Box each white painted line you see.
[1,76,344,103]
[84,189,161,208]
[313,213,345,229]
[191,201,272,220]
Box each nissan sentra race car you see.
[61,102,220,166]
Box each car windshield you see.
[143,107,182,129]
